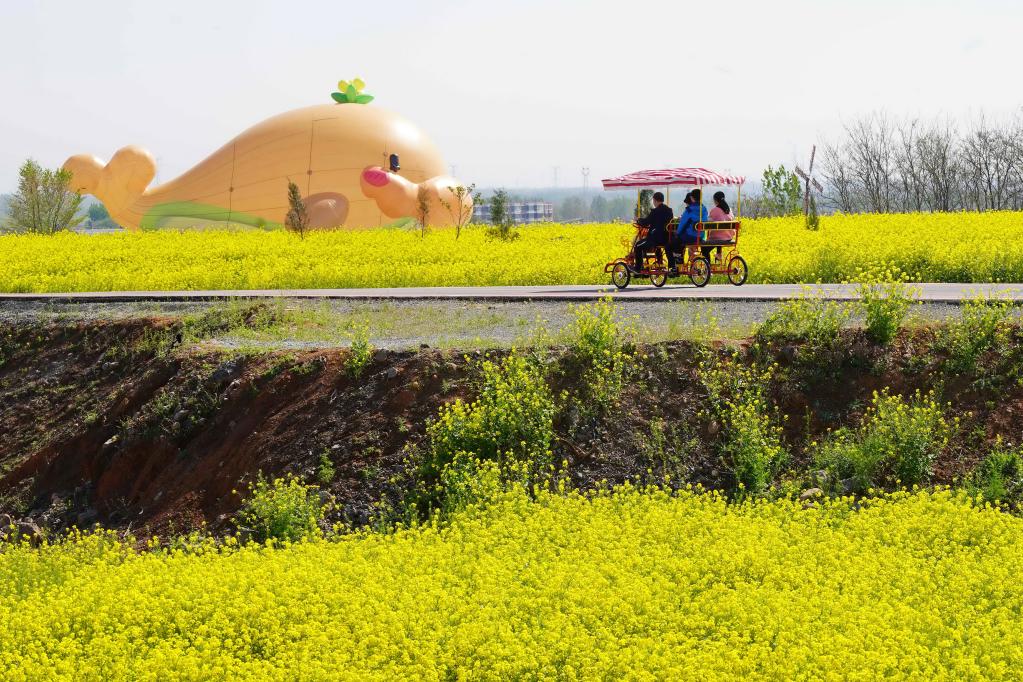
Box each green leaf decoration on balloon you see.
[331,77,374,105]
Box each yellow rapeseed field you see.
[1,211,1022,291]
[2,488,1022,679]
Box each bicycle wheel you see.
[650,272,667,288]
[611,262,631,290]
[689,257,711,288]
[727,255,748,286]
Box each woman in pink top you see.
[709,191,734,222]
[706,191,736,262]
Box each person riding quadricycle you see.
[602,167,749,289]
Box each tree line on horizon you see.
[817,112,1023,214]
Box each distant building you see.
[473,201,553,224]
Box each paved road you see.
[1,283,1021,303]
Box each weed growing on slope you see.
[854,264,919,344]
[317,451,336,485]
[639,417,698,482]
[756,288,850,351]
[701,355,786,496]
[345,320,372,377]
[180,302,267,343]
[122,365,223,441]
[411,352,556,517]
[968,440,1023,508]
[130,326,179,358]
[561,298,637,418]
[235,474,325,543]
[816,389,952,494]
[939,294,1014,372]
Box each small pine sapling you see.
[285,180,309,239]
[416,185,431,238]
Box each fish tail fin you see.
[63,146,156,228]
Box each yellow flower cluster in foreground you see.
[2,488,1022,679]
[1,210,1022,292]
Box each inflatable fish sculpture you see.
[63,84,470,230]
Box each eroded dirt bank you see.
[1,316,1022,537]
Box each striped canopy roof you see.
[601,168,746,190]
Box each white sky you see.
[1,0,1021,192]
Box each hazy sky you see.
[1,0,1021,192]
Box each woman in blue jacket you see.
[675,189,708,258]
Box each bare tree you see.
[738,193,766,219]
[819,141,857,213]
[895,118,926,212]
[438,183,479,240]
[844,114,898,213]
[916,121,961,212]
[1006,116,1023,210]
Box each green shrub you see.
[316,451,336,484]
[415,352,556,516]
[702,358,786,496]
[180,302,264,343]
[346,320,372,377]
[854,265,918,344]
[941,295,1014,371]
[817,389,951,493]
[757,289,850,349]
[564,298,637,414]
[968,442,1023,507]
[236,475,325,543]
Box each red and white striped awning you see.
[601,168,746,190]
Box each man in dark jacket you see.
[632,192,675,274]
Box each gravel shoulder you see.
[0,298,988,350]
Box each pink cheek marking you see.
[363,168,389,187]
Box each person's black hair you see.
[713,190,730,214]
[683,192,693,205]
[652,191,664,202]
[691,188,702,202]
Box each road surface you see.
[0,283,1021,303]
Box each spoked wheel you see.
[611,262,631,290]
[689,257,712,288]
[650,271,668,288]
[727,255,748,286]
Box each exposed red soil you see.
[0,320,472,536]
[1,319,1021,537]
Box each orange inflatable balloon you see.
[63,104,471,230]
